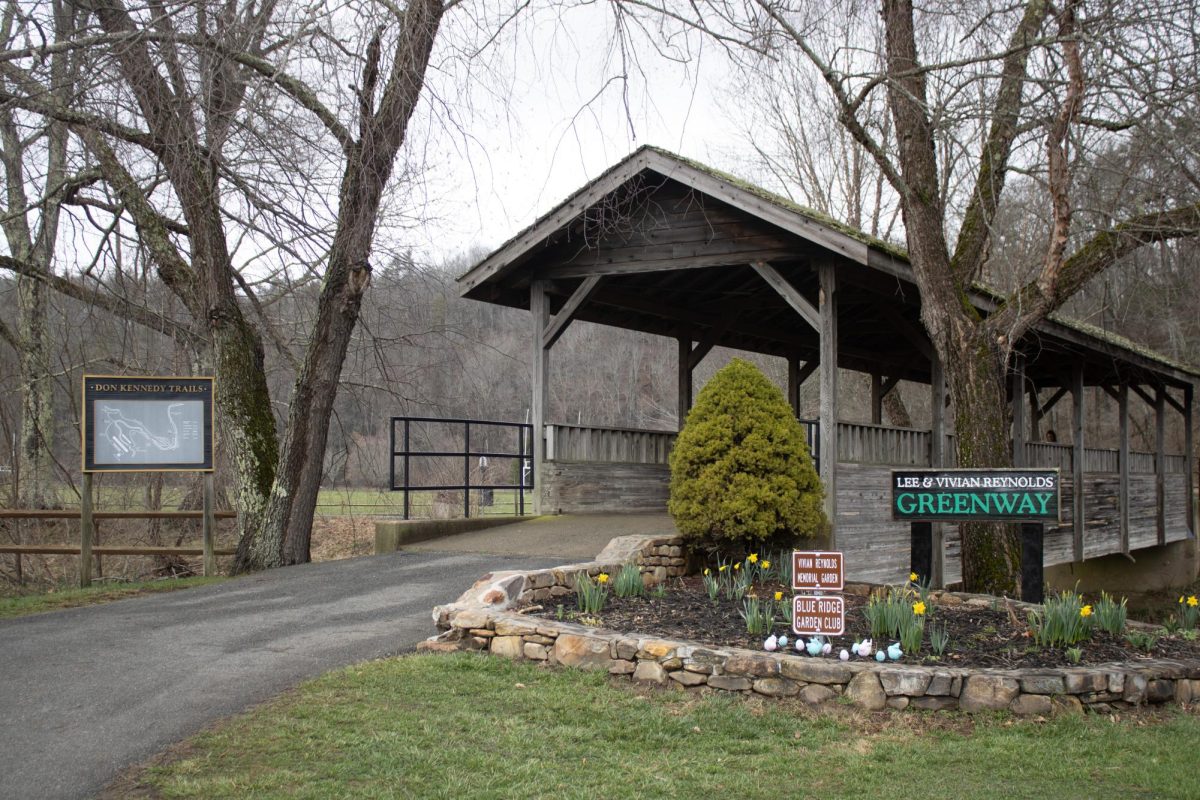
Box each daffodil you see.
[704,568,710,576]
[597,573,609,584]
[762,560,771,569]
[1080,604,1092,617]
[913,601,926,616]
[774,591,783,601]
[909,572,919,583]
[719,565,727,572]
[733,562,740,570]
[1189,596,1198,608]
[748,553,759,564]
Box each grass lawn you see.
[132,653,1200,800]
[0,576,225,619]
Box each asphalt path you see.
[0,549,562,800]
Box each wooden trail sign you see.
[891,468,1060,523]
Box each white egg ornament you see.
[838,649,850,661]
[777,635,789,648]
[875,650,887,662]
[763,634,778,651]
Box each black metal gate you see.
[388,416,532,520]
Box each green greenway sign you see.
[891,469,1060,522]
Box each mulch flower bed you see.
[526,576,1200,670]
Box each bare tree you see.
[0,0,451,569]
[618,0,1200,592]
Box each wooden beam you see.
[1185,384,1195,536]
[1156,385,1166,545]
[1071,363,1085,562]
[678,336,692,430]
[871,373,883,425]
[542,276,602,349]
[688,305,746,370]
[751,261,819,331]
[930,351,946,588]
[544,248,797,280]
[1163,387,1185,415]
[1130,382,1156,409]
[1012,354,1027,467]
[1036,386,1069,421]
[788,357,801,417]
[80,472,93,588]
[1119,382,1130,554]
[1100,384,1121,403]
[531,280,550,515]
[819,263,838,544]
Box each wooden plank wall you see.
[542,461,670,514]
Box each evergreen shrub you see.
[668,358,827,549]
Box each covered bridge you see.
[457,146,1198,587]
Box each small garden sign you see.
[792,550,845,637]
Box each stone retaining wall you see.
[427,537,1200,715]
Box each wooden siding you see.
[542,461,670,514]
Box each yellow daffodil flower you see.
[909,572,919,583]
[733,563,740,570]
[597,573,609,584]
[1189,595,1198,607]
[748,553,759,564]
[719,565,727,572]
[1080,604,1093,617]
[913,601,926,616]
[774,591,783,601]
[762,560,771,569]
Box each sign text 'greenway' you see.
[891,469,1060,523]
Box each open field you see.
[124,652,1200,800]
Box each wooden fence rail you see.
[0,508,237,585]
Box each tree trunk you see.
[17,277,54,509]
[942,326,1021,595]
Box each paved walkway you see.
[0,549,566,800]
[401,513,678,560]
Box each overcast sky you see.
[406,3,749,266]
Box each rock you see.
[670,671,708,687]
[1010,694,1053,716]
[493,617,540,637]
[637,639,677,659]
[800,684,838,705]
[752,677,800,697]
[1147,680,1175,703]
[553,634,613,670]
[1085,702,1114,714]
[524,642,550,660]
[779,659,854,684]
[845,672,887,711]
[723,653,780,677]
[616,639,639,660]
[1051,695,1083,716]
[608,659,636,675]
[959,675,1020,712]
[879,669,931,697]
[415,639,461,653]
[633,661,669,685]
[451,609,491,630]
[1018,674,1065,695]
[1122,673,1148,705]
[910,696,958,711]
[463,636,489,650]
[1176,679,1198,705]
[886,697,910,710]
[1106,673,1125,695]
[489,636,524,659]
[468,628,495,638]
[524,634,555,646]
[1063,671,1107,694]
[660,657,683,670]
[926,672,955,696]
[707,675,752,692]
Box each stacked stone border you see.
[427,535,1200,714]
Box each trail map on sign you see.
[93,400,205,465]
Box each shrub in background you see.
[668,359,826,549]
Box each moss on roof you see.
[643,145,910,260]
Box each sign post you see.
[80,376,216,586]
[891,469,1061,603]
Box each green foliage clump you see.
[668,359,826,548]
